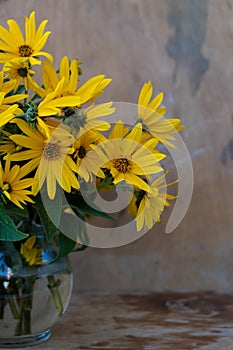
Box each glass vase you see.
[0,220,73,348]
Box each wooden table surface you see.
[9,292,232,350]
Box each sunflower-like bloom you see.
[0,70,16,94]
[73,130,106,172]
[0,129,22,154]
[108,120,160,157]
[129,173,177,231]
[20,236,43,266]
[108,120,129,139]
[80,123,165,192]
[0,11,53,65]
[8,118,80,199]
[3,59,35,91]
[0,92,19,127]
[59,102,114,138]
[0,71,28,114]
[0,159,34,208]
[36,77,81,117]
[28,56,111,105]
[138,81,183,147]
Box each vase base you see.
[0,330,51,348]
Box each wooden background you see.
[1,0,233,292]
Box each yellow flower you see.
[67,72,112,105]
[108,120,129,139]
[59,102,114,137]
[8,118,80,199]
[138,81,183,147]
[130,173,177,231]
[0,158,34,208]
[80,123,164,191]
[20,236,43,266]
[0,70,16,94]
[3,59,35,91]
[0,92,19,127]
[108,120,160,157]
[36,77,81,117]
[73,130,106,172]
[0,71,28,114]
[0,129,22,154]
[0,11,53,65]
[29,56,111,105]
[72,102,113,134]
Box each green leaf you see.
[33,192,60,242]
[0,241,24,272]
[52,209,89,261]
[40,187,63,229]
[54,233,76,261]
[60,208,89,245]
[66,193,114,220]
[0,206,28,241]
[5,203,29,224]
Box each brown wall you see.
[1,0,233,292]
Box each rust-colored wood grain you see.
[30,292,233,349]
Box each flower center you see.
[114,158,131,173]
[44,143,60,160]
[78,146,86,159]
[18,67,28,77]
[18,44,33,57]
[62,107,76,117]
[62,108,87,133]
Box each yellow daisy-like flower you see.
[0,92,19,127]
[138,81,183,147]
[73,130,106,170]
[61,102,114,137]
[0,70,16,94]
[0,11,53,65]
[29,56,111,105]
[130,173,177,231]
[75,102,113,133]
[108,120,160,157]
[108,120,129,139]
[0,158,34,209]
[57,56,111,102]
[0,129,22,155]
[3,59,35,91]
[80,123,165,191]
[37,77,81,117]
[8,118,80,199]
[0,72,28,114]
[20,236,43,266]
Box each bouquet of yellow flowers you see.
[0,12,183,345]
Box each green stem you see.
[22,302,31,335]
[22,278,34,334]
[15,314,23,336]
[121,118,142,139]
[31,93,39,101]
[15,113,27,118]
[7,295,20,320]
[15,278,35,336]
[6,280,21,320]
[47,275,63,315]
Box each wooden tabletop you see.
[15,292,233,350]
